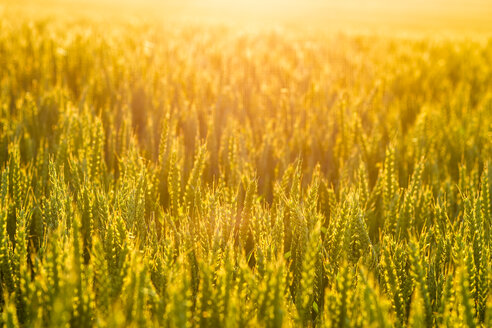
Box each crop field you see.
[0,0,491,327]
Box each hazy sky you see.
[164,0,492,31]
[9,0,492,34]
[18,0,492,15]
[111,0,492,14]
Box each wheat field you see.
[0,1,491,327]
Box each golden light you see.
[10,0,492,34]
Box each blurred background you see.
[4,0,492,36]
